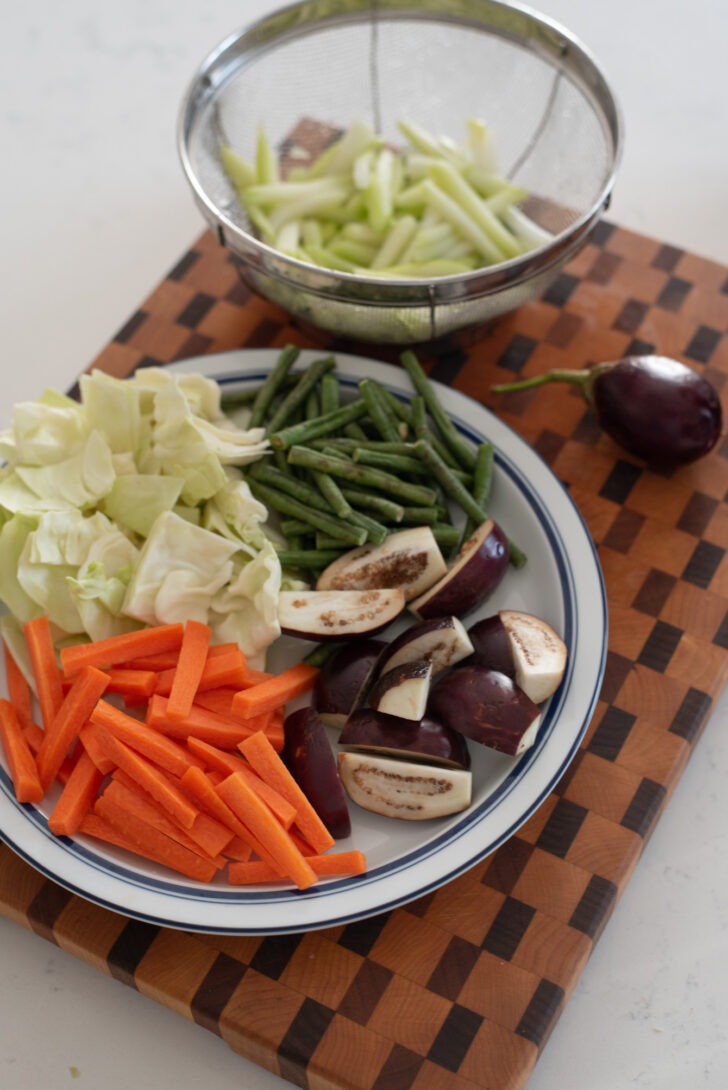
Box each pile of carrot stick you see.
[0,617,365,889]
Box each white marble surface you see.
[1,1,727,1087]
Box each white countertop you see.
[1,1,727,1087]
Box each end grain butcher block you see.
[1,219,726,1090]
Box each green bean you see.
[413,439,487,524]
[460,441,495,546]
[277,549,344,571]
[396,505,448,526]
[409,393,461,469]
[358,378,401,442]
[302,640,348,667]
[353,447,472,483]
[248,480,366,546]
[268,398,369,449]
[343,420,369,441]
[312,470,352,518]
[248,344,301,427]
[400,350,477,470]
[347,509,389,544]
[339,487,405,522]
[379,386,414,431]
[431,523,462,549]
[508,540,528,568]
[265,356,336,434]
[287,445,438,506]
[280,518,315,537]
[319,372,340,415]
[248,463,333,513]
[305,388,320,420]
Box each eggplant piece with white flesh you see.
[278,587,405,640]
[340,708,471,770]
[312,638,385,728]
[468,610,567,703]
[428,665,542,756]
[367,660,432,721]
[338,751,472,820]
[409,519,510,620]
[283,707,351,839]
[377,615,474,677]
[316,526,447,601]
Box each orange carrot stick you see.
[228,850,366,885]
[23,617,64,730]
[264,709,285,753]
[23,721,75,785]
[153,649,248,697]
[120,642,238,672]
[90,699,202,778]
[103,668,157,703]
[105,774,229,865]
[85,723,199,830]
[164,620,212,721]
[185,736,297,827]
[92,793,218,882]
[232,668,276,692]
[238,730,334,855]
[216,772,317,890]
[36,665,110,790]
[179,765,280,870]
[48,751,104,837]
[3,642,33,727]
[78,723,116,774]
[59,623,184,677]
[146,694,264,748]
[0,699,44,803]
[231,663,319,720]
[192,688,238,716]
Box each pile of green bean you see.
[224,346,526,575]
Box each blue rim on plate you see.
[0,350,607,934]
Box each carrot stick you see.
[233,668,276,691]
[192,688,238,716]
[164,620,212,721]
[120,642,238,672]
[0,699,44,803]
[146,694,264,748]
[264,709,285,753]
[216,772,317,890]
[59,623,184,677]
[106,775,229,865]
[3,642,33,727]
[23,617,64,731]
[78,723,116,774]
[153,649,248,697]
[179,765,280,870]
[48,751,104,836]
[238,731,334,855]
[85,723,199,830]
[231,663,319,720]
[228,850,366,885]
[103,668,157,703]
[23,721,76,785]
[224,836,254,862]
[92,793,218,882]
[185,736,297,827]
[36,665,110,791]
[90,699,202,778]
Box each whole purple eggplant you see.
[493,355,723,469]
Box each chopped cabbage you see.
[0,368,282,661]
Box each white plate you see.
[0,349,607,934]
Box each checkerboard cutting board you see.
[1,221,726,1090]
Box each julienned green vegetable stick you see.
[419,179,506,264]
[427,161,523,258]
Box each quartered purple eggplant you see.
[409,518,510,619]
[316,526,447,601]
[428,665,542,757]
[467,609,567,704]
[283,706,351,838]
[338,751,472,820]
[339,708,471,770]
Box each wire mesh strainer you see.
[178,0,622,343]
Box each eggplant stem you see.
[491,368,593,396]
